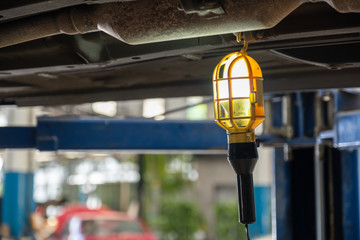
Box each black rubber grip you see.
[237,173,256,224]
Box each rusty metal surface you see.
[0,8,97,48]
[178,0,225,16]
[1,0,360,48]
[0,0,304,48]
[94,0,303,44]
[0,13,62,48]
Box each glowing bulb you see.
[218,80,229,99]
[212,52,265,135]
[232,79,250,98]
[223,53,239,78]
[231,58,249,78]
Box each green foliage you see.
[214,201,247,240]
[158,199,204,240]
[142,154,204,239]
[143,154,191,193]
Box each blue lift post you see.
[273,147,293,240]
[271,91,360,240]
[334,91,360,239]
[2,166,35,239]
[341,150,360,239]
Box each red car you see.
[48,206,157,240]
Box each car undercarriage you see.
[0,0,360,106]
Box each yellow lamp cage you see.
[213,52,265,134]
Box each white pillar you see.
[2,107,36,239]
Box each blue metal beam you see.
[36,117,228,151]
[0,127,35,148]
[0,114,355,151]
[0,117,228,151]
[0,118,320,151]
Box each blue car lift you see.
[271,91,360,240]
[1,90,360,240]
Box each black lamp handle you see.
[237,173,256,224]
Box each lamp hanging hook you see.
[241,40,248,53]
[236,32,248,53]
[236,32,242,43]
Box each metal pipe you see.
[0,0,359,49]
[0,7,97,48]
[0,0,304,48]
[0,13,63,48]
[94,0,304,45]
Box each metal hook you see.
[236,32,242,43]
[241,41,248,53]
[236,32,248,53]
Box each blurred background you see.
[0,96,272,240]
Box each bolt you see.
[256,31,264,39]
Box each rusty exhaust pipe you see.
[0,0,359,48]
[0,0,304,48]
[0,7,97,48]
[93,0,305,44]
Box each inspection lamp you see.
[212,38,265,225]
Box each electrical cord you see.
[245,224,251,240]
